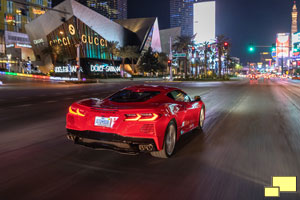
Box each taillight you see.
[69,106,85,117]
[124,114,141,121]
[124,113,159,121]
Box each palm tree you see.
[216,35,228,78]
[41,46,62,66]
[118,46,130,77]
[173,35,195,78]
[157,52,169,74]
[202,41,211,77]
[126,46,140,73]
[106,41,119,67]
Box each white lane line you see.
[16,104,33,107]
[16,97,29,99]
[64,97,75,100]
[45,100,57,103]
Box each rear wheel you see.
[150,121,177,158]
[199,107,205,129]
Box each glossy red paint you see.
[66,85,205,152]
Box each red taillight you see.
[69,106,85,117]
[124,113,159,121]
[124,114,141,121]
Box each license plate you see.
[94,117,111,127]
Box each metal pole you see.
[76,44,81,81]
[169,36,173,81]
[281,43,284,75]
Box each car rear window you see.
[109,90,160,103]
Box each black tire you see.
[150,121,177,158]
[198,107,205,129]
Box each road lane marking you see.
[64,97,75,100]
[45,100,57,103]
[16,104,33,107]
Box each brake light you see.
[139,113,159,121]
[124,113,159,121]
[69,106,85,117]
[124,114,141,121]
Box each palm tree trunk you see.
[204,51,207,77]
[184,54,187,79]
[218,48,222,78]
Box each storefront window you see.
[7,1,13,13]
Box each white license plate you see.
[94,117,111,127]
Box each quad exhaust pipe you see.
[139,144,154,152]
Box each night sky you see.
[52,0,296,64]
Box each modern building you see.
[25,0,161,76]
[170,0,198,36]
[0,0,52,71]
[160,27,181,55]
[76,0,127,20]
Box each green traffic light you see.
[272,48,276,52]
[249,47,254,52]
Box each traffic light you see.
[224,42,229,49]
[191,46,195,54]
[168,60,172,67]
[271,43,276,52]
[248,43,255,52]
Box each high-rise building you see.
[291,1,298,34]
[0,0,51,67]
[76,0,127,20]
[0,0,52,33]
[170,0,198,36]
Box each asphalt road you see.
[1,76,300,200]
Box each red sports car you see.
[66,85,205,158]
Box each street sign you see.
[173,53,186,58]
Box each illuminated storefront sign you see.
[32,8,46,15]
[90,65,120,73]
[16,43,32,48]
[54,65,78,73]
[47,17,109,60]
[33,38,44,45]
[54,65,120,73]
[48,19,107,47]
[276,33,290,58]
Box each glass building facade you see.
[76,0,127,20]
[0,0,52,33]
[170,0,198,36]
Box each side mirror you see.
[194,96,201,102]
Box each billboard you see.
[292,32,300,56]
[276,33,290,58]
[193,1,216,44]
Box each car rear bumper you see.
[67,129,158,154]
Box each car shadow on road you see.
[173,128,206,157]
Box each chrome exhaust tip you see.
[139,144,154,152]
